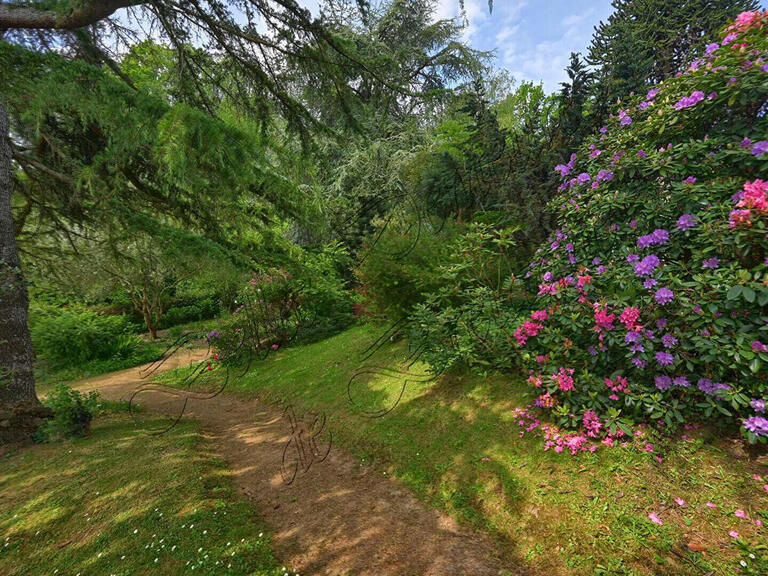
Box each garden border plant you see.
[509,11,768,450]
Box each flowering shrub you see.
[521,12,768,442]
[214,269,306,361]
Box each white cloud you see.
[496,6,605,92]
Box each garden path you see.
[71,351,512,576]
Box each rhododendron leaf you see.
[727,286,743,300]
[742,287,756,303]
[750,358,760,373]
[758,291,768,306]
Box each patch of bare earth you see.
[71,352,512,576]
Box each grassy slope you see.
[165,323,767,576]
[0,414,284,576]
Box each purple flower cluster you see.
[619,109,632,126]
[674,90,705,110]
[698,379,730,395]
[637,229,669,248]
[702,257,720,269]
[743,416,768,436]
[752,140,768,157]
[661,334,677,348]
[655,351,675,366]
[634,254,660,277]
[676,214,697,231]
[655,287,674,305]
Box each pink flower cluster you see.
[514,309,549,346]
[605,375,631,401]
[619,306,642,330]
[553,367,575,391]
[594,305,615,332]
[730,179,768,228]
[728,10,768,32]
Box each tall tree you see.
[0,100,51,444]
[588,0,759,104]
[0,0,437,443]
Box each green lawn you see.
[161,323,768,576]
[0,413,284,576]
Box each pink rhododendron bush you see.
[520,12,768,445]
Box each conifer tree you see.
[588,0,759,104]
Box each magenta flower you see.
[735,509,747,518]
[751,341,768,353]
[646,88,659,100]
[637,149,646,159]
[751,398,766,412]
[655,287,674,305]
[702,257,719,269]
[741,137,753,149]
[683,176,696,185]
[705,43,719,55]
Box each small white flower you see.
[740,560,748,567]
[154,558,159,563]
[198,547,203,553]
[133,529,138,534]
[258,533,263,538]
[203,530,207,535]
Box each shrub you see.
[32,308,146,368]
[159,296,220,329]
[213,268,306,362]
[34,384,101,441]
[516,12,768,442]
[355,216,457,316]
[409,222,530,372]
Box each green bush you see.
[34,384,100,441]
[409,222,530,371]
[32,308,145,367]
[355,216,457,316]
[159,296,220,329]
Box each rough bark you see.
[0,100,50,445]
[0,1,144,31]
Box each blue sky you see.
[433,0,615,92]
[296,0,616,92]
[296,0,768,93]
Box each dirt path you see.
[72,351,509,576]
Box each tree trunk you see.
[0,100,50,445]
